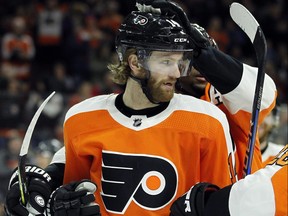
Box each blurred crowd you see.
[0,0,287,214]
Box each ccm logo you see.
[174,38,187,42]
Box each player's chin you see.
[154,90,174,103]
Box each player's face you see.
[178,67,208,97]
[187,67,207,90]
[145,51,185,102]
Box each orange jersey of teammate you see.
[201,63,277,179]
[228,144,288,216]
[193,144,288,216]
[63,93,236,215]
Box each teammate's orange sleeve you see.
[202,63,277,179]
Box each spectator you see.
[32,0,69,76]
[0,78,27,129]
[0,130,31,205]
[0,134,22,177]
[1,16,35,81]
[207,16,230,52]
[48,62,75,94]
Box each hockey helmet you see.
[115,11,193,61]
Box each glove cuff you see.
[9,165,53,189]
[191,182,220,215]
[170,182,219,216]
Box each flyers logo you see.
[101,151,178,213]
[134,15,148,25]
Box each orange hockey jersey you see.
[228,144,288,216]
[201,63,277,179]
[201,144,287,216]
[1,32,35,79]
[63,93,236,215]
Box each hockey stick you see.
[230,3,267,176]
[18,91,55,205]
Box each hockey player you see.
[5,10,236,216]
[4,1,278,215]
[170,144,288,216]
[176,24,277,179]
[136,0,277,179]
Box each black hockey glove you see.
[170,183,219,216]
[136,0,211,56]
[47,179,100,216]
[136,0,161,13]
[190,23,218,50]
[5,165,52,216]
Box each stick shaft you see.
[230,3,267,176]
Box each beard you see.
[147,77,175,103]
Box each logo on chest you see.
[131,115,147,128]
[101,151,178,214]
[133,118,142,127]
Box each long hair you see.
[107,48,137,85]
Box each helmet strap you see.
[129,71,160,105]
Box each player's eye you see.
[161,59,172,65]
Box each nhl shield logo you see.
[133,118,142,127]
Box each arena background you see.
[0,0,287,214]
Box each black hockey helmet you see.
[115,11,193,61]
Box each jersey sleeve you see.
[228,145,287,216]
[43,147,66,190]
[194,47,243,94]
[203,63,277,179]
[217,63,276,121]
[63,115,95,183]
[204,144,287,216]
[198,111,237,186]
[44,162,65,190]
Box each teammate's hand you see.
[170,183,219,216]
[136,0,211,55]
[136,0,161,13]
[191,23,218,48]
[5,165,52,216]
[47,179,100,216]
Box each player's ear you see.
[128,54,142,76]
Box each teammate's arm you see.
[193,47,243,94]
[194,47,276,110]
[170,144,288,216]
